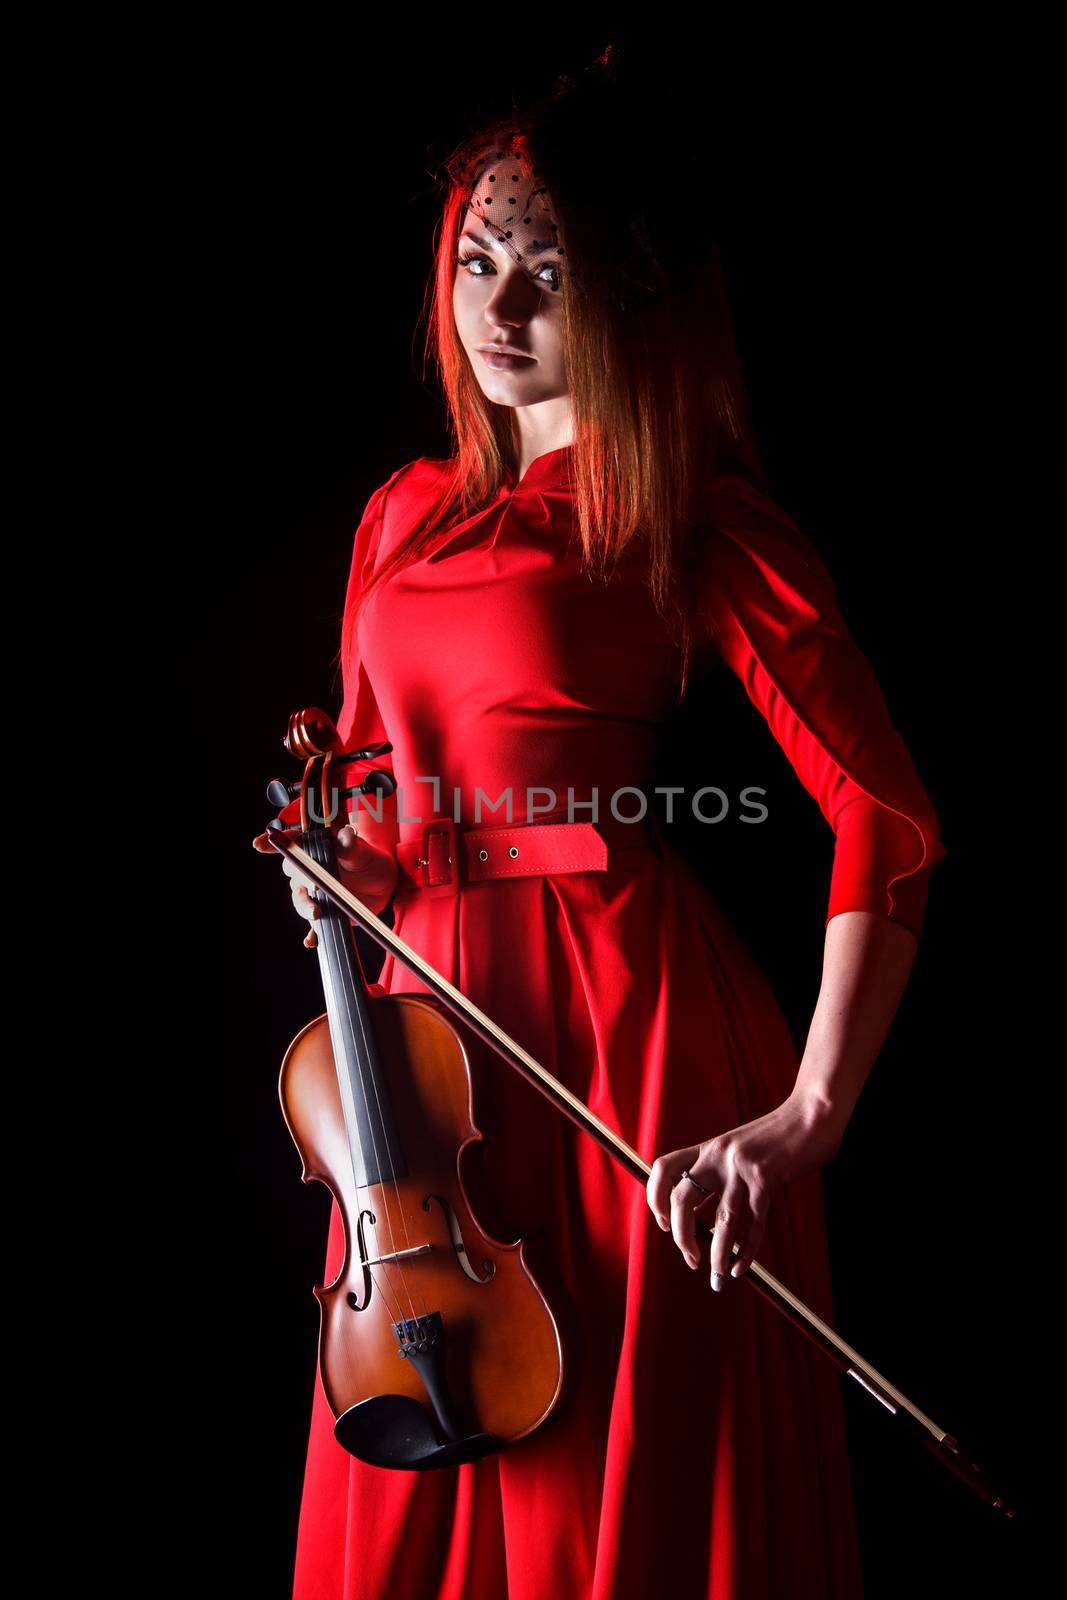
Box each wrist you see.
[787,1084,851,1147]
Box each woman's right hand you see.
[252,823,399,948]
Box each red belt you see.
[394,809,662,897]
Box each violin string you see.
[314,895,410,1330]
[329,787,436,1334]
[313,838,415,1332]
[320,902,428,1336]
[316,820,430,1337]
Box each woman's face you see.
[452,202,569,407]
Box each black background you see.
[168,20,1041,1597]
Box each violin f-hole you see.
[423,1192,496,1284]
[341,1209,378,1311]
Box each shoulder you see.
[355,456,450,558]
[702,474,839,588]
[367,455,449,517]
[704,473,825,566]
[697,473,846,634]
[350,454,455,578]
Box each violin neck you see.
[304,826,408,1188]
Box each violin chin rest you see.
[334,1394,502,1471]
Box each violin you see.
[262,706,1017,1517]
[263,706,564,1471]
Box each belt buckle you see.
[419,817,460,893]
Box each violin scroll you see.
[270,705,396,833]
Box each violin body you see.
[280,986,565,1471]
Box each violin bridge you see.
[365,1243,432,1267]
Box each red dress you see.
[290,445,947,1599]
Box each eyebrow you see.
[460,229,556,259]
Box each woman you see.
[257,53,947,1600]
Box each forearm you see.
[790,910,919,1140]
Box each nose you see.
[482,268,540,329]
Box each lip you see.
[478,343,534,358]
[478,345,536,371]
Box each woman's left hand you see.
[645,1093,845,1291]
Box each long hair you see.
[351,44,767,702]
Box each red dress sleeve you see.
[336,479,393,759]
[335,461,424,818]
[698,475,948,942]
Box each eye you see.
[455,250,562,293]
[455,250,492,277]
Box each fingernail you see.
[731,1262,744,1278]
[657,1214,669,1230]
[711,1272,723,1292]
[686,1252,698,1269]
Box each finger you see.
[730,1189,770,1281]
[282,860,317,894]
[289,883,319,922]
[335,825,365,870]
[253,825,302,853]
[670,1169,716,1269]
[708,1179,751,1290]
[335,825,374,876]
[303,923,318,950]
[646,1150,699,1232]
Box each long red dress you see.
[290,445,947,1599]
